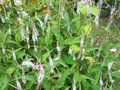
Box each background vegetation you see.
[0,0,120,90]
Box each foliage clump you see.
[0,0,120,90]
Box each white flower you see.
[55,43,61,60]
[108,61,114,71]
[68,47,76,60]
[56,43,61,52]
[68,47,73,55]
[12,48,16,60]
[80,0,86,5]
[17,18,24,25]
[73,79,76,90]
[49,55,54,73]
[108,70,114,83]
[2,46,5,55]
[49,57,53,67]
[50,2,54,8]
[22,60,34,67]
[94,15,99,28]
[16,76,22,90]
[99,74,103,87]
[32,25,39,43]
[8,24,11,36]
[34,44,38,52]
[21,60,44,89]
[108,61,114,83]
[36,64,44,89]
[26,26,30,48]
[80,37,84,47]
[21,29,26,40]
[21,67,26,84]
[72,53,76,60]
[17,18,26,41]
[21,11,28,17]
[44,13,49,24]
[110,48,117,53]
[14,0,22,6]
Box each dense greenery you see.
[0,0,120,90]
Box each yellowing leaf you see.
[85,56,95,64]
[78,2,87,15]
[0,8,2,12]
[83,23,92,36]
[64,37,80,45]
[91,6,99,16]
[70,44,80,52]
[78,2,99,16]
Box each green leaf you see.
[15,29,23,42]
[55,60,68,68]
[70,44,80,52]
[78,2,87,15]
[45,26,51,46]
[64,37,80,45]
[78,2,99,16]
[91,84,99,90]
[7,40,22,48]
[26,75,36,83]
[63,55,76,65]
[0,31,8,45]
[91,6,99,16]
[42,52,50,62]
[83,24,92,36]
[92,71,101,84]
[64,86,71,90]
[0,75,9,90]
[6,67,15,75]
[25,82,34,90]
[73,70,80,81]
[0,65,5,74]
[79,75,94,81]
[42,79,51,90]
[56,65,76,88]
[52,28,60,41]
[81,79,90,90]
[16,49,25,59]
[63,12,70,24]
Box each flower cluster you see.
[22,60,45,89]
[108,61,114,83]
[32,24,39,52]
[14,0,22,6]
